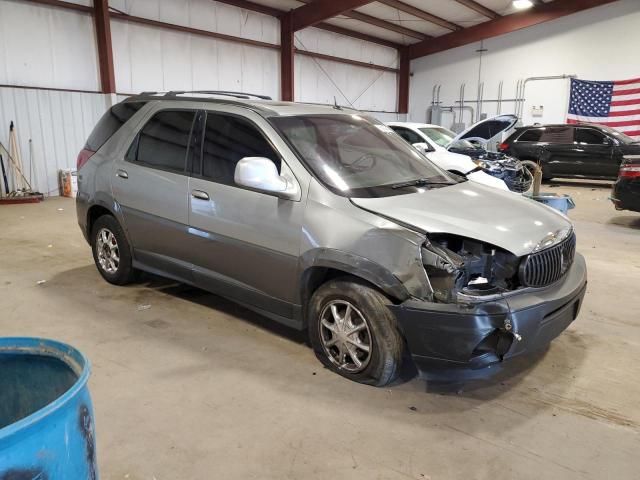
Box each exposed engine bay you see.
[422,234,521,303]
[449,143,533,193]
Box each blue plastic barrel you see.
[527,192,576,214]
[0,338,98,479]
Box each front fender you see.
[299,248,412,302]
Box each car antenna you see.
[333,96,342,110]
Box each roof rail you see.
[165,90,272,100]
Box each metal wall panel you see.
[295,55,398,113]
[111,20,280,97]
[0,0,99,91]
[295,28,399,113]
[0,87,110,196]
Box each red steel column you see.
[281,12,294,102]
[93,0,116,93]
[398,47,410,114]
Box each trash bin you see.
[527,192,576,214]
[0,337,98,479]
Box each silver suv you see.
[76,91,587,386]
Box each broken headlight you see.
[422,234,521,303]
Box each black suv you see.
[500,123,640,180]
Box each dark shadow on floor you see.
[607,215,640,230]
[545,179,613,189]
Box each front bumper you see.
[389,253,587,371]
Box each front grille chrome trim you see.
[520,232,576,288]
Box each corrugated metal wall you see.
[0,0,403,196]
[0,87,110,195]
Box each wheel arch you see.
[298,249,411,315]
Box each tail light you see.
[498,142,509,152]
[76,148,95,170]
[619,165,640,178]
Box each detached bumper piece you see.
[389,254,587,372]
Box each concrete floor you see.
[1,181,639,480]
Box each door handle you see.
[116,169,128,179]
[191,189,210,201]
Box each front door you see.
[112,108,197,281]
[187,107,307,320]
[574,127,615,178]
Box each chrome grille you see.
[520,232,576,288]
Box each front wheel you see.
[308,278,404,386]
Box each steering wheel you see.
[341,152,376,172]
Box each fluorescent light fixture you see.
[513,0,534,9]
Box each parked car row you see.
[390,117,640,214]
[388,115,533,193]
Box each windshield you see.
[271,114,455,197]
[418,126,456,147]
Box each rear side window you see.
[127,110,196,173]
[517,129,543,142]
[85,101,146,151]
[200,113,280,186]
[539,127,573,144]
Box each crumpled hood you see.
[352,182,571,257]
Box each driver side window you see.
[392,127,431,150]
[200,112,281,186]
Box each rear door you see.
[537,126,575,176]
[574,127,615,177]
[510,128,543,158]
[187,106,308,319]
[111,107,197,281]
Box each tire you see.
[91,214,137,285]
[308,277,404,386]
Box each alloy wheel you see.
[96,227,120,274]
[319,300,372,373]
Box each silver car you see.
[76,91,587,386]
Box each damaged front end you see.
[390,233,586,370]
[473,153,533,193]
[422,234,521,304]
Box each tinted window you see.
[129,110,195,173]
[517,129,543,142]
[391,127,424,146]
[575,128,607,145]
[85,101,146,151]
[201,113,280,186]
[539,127,573,144]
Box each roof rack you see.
[164,90,272,100]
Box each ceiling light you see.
[513,0,534,9]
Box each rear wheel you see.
[308,278,404,386]
[91,215,137,285]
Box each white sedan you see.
[387,122,509,191]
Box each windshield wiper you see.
[391,178,454,189]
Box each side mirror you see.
[412,142,431,153]
[604,137,615,146]
[234,157,298,200]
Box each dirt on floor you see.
[0,179,639,480]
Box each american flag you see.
[567,77,640,140]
